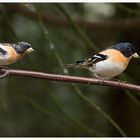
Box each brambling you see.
[66,42,139,79]
[0,41,34,66]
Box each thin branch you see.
[0,68,140,93]
[4,4,140,31]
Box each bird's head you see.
[12,41,34,54]
[112,42,139,58]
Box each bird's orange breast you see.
[100,49,131,67]
[3,46,24,64]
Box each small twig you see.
[0,68,140,93]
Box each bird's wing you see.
[90,54,108,64]
[65,53,108,69]
[0,46,7,56]
[76,53,108,66]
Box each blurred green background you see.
[0,3,139,137]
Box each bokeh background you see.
[0,3,139,137]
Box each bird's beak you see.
[26,47,34,54]
[132,53,139,58]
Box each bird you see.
[0,41,34,66]
[66,42,139,79]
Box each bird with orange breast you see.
[0,41,34,66]
[66,42,139,79]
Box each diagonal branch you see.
[4,4,140,31]
[0,68,140,92]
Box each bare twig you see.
[4,4,140,31]
[0,68,140,93]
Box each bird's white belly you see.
[0,55,14,65]
[90,60,127,79]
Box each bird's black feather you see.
[74,54,107,68]
[0,47,7,55]
[88,54,107,64]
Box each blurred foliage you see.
[0,3,139,137]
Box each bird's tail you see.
[65,60,90,69]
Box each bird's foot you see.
[98,76,105,85]
[111,78,127,88]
